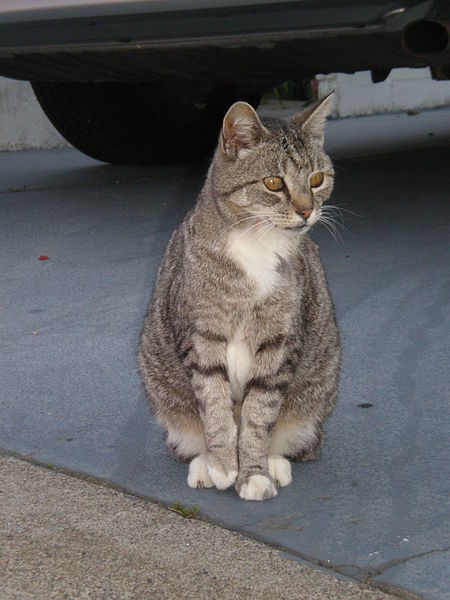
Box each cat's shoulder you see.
[298,234,319,256]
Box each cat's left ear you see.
[291,92,334,144]
[221,102,268,157]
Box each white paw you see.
[207,464,237,490]
[239,474,278,501]
[268,456,292,488]
[187,455,213,489]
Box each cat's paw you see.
[238,474,278,501]
[206,457,237,490]
[187,455,214,490]
[268,455,292,488]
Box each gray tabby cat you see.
[138,93,340,501]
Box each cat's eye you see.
[310,172,324,188]
[263,176,284,192]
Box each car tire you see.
[31,81,260,165]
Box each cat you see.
[138,93,340,501]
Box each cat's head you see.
[213,94,334,234]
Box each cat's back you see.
[296,235,330,290]
[150,210,194,301]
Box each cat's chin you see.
[283,223,310,233]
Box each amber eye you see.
[263,176,284,192]
[310,172,324,188]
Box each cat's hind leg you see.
[165,422,213,489]
[268,418,322,487]
[166,422,206,461]
[270,417,322,459]
[268,455,292,488]
[293,426,324,462]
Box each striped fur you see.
[138,96,340,500]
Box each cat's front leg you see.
[190,365,238,490]
[187,328,238,489]
[236,382,286,501]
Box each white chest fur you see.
[226,227,294,301]
[225,227,296,402]
[226,326,251,402]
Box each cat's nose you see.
[300,208,313,220]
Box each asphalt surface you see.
[0,107,449,599]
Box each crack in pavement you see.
[366,546,450,580]
[0,178,154,196]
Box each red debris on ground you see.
[38,255,49,261]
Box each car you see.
[0,0,448,164]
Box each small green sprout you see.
[169,502,199,519]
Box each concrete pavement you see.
[0,455,396,600]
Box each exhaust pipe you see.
[402,20,449,55]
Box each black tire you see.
[31,81,260,165]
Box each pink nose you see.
[300,208,313,220]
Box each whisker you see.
[318,210,348,241]
[221,215,264,234]
[323,142,341,152]
[239,219,273,239]
[253,220,278,244]
[320,212,346,236]
[259,223,276,242]
[215,213,275,246]
[229,211,274,219]
[332,163,349,173]
[320,214,342,234]
[319,219,339,242]
[320,206,354,237]
[323,215,351,238]
[215,207,279,249]
[254,221,276,241]
[322,204,363,218]
[320,220,337,241]
[319,217,340,239]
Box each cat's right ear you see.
[220,102,267,157]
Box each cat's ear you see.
[221,102,267,157]
[291,92,334,143]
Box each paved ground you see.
[1,455,396,599]
[0,107,449,599]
